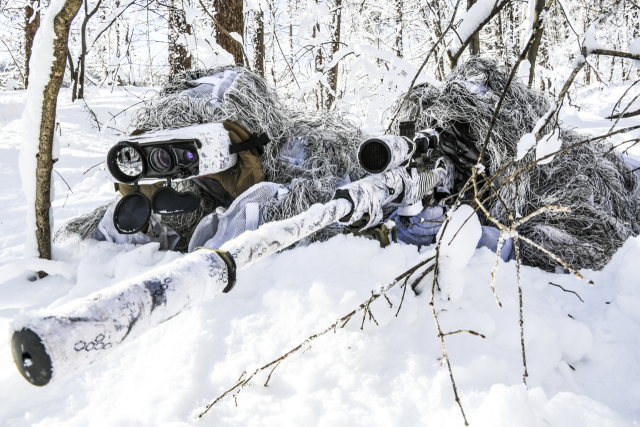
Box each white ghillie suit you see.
[393,56,640,272]
[58,66,365,250]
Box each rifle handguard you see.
[333,168,404,229]
[334,166,446,230]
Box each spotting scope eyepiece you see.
[413,129,439,154]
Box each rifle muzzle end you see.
[11,328,53,387]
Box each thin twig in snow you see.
[199,255,435,417]
[549,282,584,302]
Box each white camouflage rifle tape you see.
[10,165,443,386]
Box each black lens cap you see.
[151,186,199,215]
[113,192,151,234]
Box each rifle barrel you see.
[11,198,353,386]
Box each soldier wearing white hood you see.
[60,58,640,273]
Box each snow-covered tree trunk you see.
[467,0,480,55]
[24,0,41,88]
[20,0,83,272]
[447,0,509,67]
[325,0,341,109]
[75,0,102,100]
[526,0,545,87]
[395,0,403,57]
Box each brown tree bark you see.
[35,0,84,269]
[467,0,480,55]
[25,0,41,88]
[213,0,244,65]
[495,7,505,66]
[312,18,322,109]
[253,8,265,76]
[526,0,545,86]
[168,0,193,76]
[395,0,403,57]
[76,0,102,100]
[325,0,341,109]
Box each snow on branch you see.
[447,0,510,65]
[88,0,137,50]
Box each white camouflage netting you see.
[60,65,365,249]
[392,56,640,271]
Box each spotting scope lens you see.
[107,139,202,184]
[116,146,143,177]
[107,143,145,184]
[149,148,173,172]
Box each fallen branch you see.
[198,255,436,417]
[606,108,640,119]
[513,233,528,385]
[588,48,640,61]
[263,361,281,387]
[549,282,584,302]
[441,330,486,338]
[83,161,104,175]
[427,215,469,426]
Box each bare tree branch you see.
[198,255,436,417]
[385,0,462,133]
[549,282,584,302]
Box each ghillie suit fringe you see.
[54,201,113,243]
[260,111,365,242]
[392,56,640,271]
[515,132,640,271]
[58,66,364,248]
[130,66,290,141]
[161,180,219,252]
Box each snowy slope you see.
[1,85,640,427]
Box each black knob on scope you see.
[399,121,416,140]
[414,130,439,154]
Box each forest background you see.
[0,0,638,132]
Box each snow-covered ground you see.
[1,84,639,427]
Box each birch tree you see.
[20,0,83,272]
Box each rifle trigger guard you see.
[195,247,237,293]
